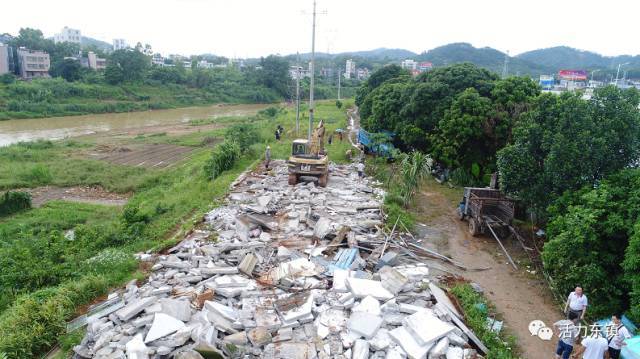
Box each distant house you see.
[418,62,432,72]
[344,59,355,79]
[289,65,310,80]
[356,68,370,80]
[54,27,81,44]
[17,48,50,79]
[113,38,127,51]
[87,51,106,70]
[0,43,12,75]
[401,59,417,71]
[151,54,165,66]
[197,60,215,69]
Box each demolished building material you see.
[71,161,487,358]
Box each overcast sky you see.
[3,0,638,58]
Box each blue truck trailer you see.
[357,129,395,159]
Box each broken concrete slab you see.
[352,295,381,316]
[263,342,317,359]
[115,296,158,321]
[145,313,186,343]
[404,310,455,346]
[347,311,383,339]
[346,277,394,301]
[389,326,434,359]
[378,266,409,295]
[239,252,259,276]
[204,301,239,322]
[248,327,272,347]
[160,298,192,322]
[352,339,370,359]
[126,334,150,359]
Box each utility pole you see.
[337,69,341,100]
[295,52,301,136]
[308,0,317,141]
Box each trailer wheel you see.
[469,218,480,237]
[288,174,298,186]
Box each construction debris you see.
[71,161,487,359]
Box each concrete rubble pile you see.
[72,160,486,359]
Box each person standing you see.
[264,145,271,170]
[275,129,281,141]
[356,160,365,179]
[577,326,608,359]
[554,311,581,359]
[328,134,333,145]
[608,314,631,359]
[565,286,588,320]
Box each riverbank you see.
[0,78,278,121]
[0,99,353,357]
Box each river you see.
[0,103,269,147]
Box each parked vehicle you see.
[357,129,395,159]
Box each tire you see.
[288,173,298,186]
[318,172,328,187]
[469,218,480,237]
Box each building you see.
[16,48,50,79]
[87,52,106,70]
[289,65,310,80]
[113,39,127,51]
[418,62,433,72]
[345,59,355,79]
[0,43,11,75]
[197,60,215,69]
[151,53,165,66]
[54,27,81,44]
[356,68,370,80]
[183,60,192,68]
[539,75,555,90]
[401,59,417,71]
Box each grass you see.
[0,140,152,192]
[0,99,354,358]
[450,283,521,359]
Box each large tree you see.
[104,49,150,84]
[355,64,409,107]
[497,87,640,214]
[257,55,290,97]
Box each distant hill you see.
[517,46,640,70]
[290,48,417,62]
[81,36,112,53]
[415,43,551,76]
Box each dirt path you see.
[415,183,560,359]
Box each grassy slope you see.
[0,99,353,358]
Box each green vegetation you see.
[359,62,640,323]
[0,140,150,192]
[205,141,241,179]
[450,284,519,358]
[0,100,352,357]
[0,191,31,217]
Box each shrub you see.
[19,164,53,185]
[451,284,518,358]
[224,123,261,152]
[0,275,110,358]
[204,141,241,180]
[0,191,32,217]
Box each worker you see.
[275,128,281,141]
[554,311,581,359]
[356,159,365,179]
[575,326,608,359]
[345,149,352,160]
[607,314,631,359]
[338,131,343,142]
[328,134,333,145]
[265,145,271,169]
[565,287,588,320]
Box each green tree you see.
[355,64,409,106]
[104,49,150,84]
[498,87,640,214]
[49,58,85,82]
[257,55,290,97]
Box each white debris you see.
[346,277,394,300]
[144,313,185,343]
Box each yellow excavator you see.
[287,120,329,187]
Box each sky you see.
[2,0,639,58]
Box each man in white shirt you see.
[554,311,581,359]
[576,326,608,359]
[607,315,631,359]
[565,286,588,320]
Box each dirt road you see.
[416,182,560,359]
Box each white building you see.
[87,52,106,70]
[197,60,215,69]
[113,39,127,51]
[401,59,417,71]
[289,65,310,80]
[54,27,81,44]
[345,59,355,79]
[151,54,165,66]
[356,68,370,80]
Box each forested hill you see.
[415,43,551,76]
[516,46,640,70]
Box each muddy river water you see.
[0,103,269,147]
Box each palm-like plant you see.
[399,151,432,206]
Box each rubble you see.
[71,161,487,358]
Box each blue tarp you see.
[595,316,638,359]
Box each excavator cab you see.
[287,121,329,187]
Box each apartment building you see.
[54,26,82,44]
[17,48,50,79]
[113,38,127,51]
[87,51,106,70]
[0,43,10,75]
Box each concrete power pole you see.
[337,69,341,100]
[295,53,301,136]
[308,0,317,141]
[501,51,509,79]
